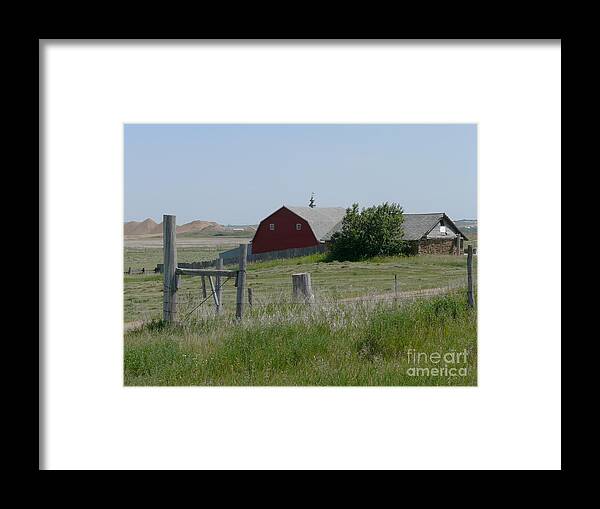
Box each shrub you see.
[329,202,409,261]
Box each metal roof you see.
[286,206,347,241]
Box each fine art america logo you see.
[406,349,469,377]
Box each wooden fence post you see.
[456,236,461,256]
[215,258,223,314]
[248,287,253,308]
[163,214,178,322]
[394,274,398,302]
[467,244,474,307]
[208,275,219,310]
[292,273,315,305]
[236,244,248,320]
[201,276,207,299]
[128,267,131,275]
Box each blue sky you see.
[125,124,477,225]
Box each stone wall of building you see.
[417,238,459,255]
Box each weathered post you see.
[467,245,474,307]
[163,214,178,322]
[456,235,461,256]
[394,274,398,302]
[215,258,223,314]
[235,244,248,320]
[292,273,315,305]
[127,267,132,275]
[208,275,219,310]
[201,276,207,299]
[248,287,253,308]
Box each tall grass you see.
[124,290,477,386]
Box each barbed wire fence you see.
[125,269,477,323]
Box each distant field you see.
[464,237,478,251]
[124,237,249,272]
[178,229,255,239]
[124,252,477,323]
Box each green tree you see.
[329,202,408,261]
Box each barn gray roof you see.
[286,206,347,241]
[321,212,468,242]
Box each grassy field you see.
[123,252,477,323]
[464,236,478,251]
[124,289,477,386]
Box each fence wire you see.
[180,276,233,320]
[124,261,476,324]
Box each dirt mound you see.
[199,223,227,232]
[125,218,229,236]
[124,218,162,235]
[176,220,221,233]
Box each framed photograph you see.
[41,39,561,470]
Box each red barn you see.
[251,206,347,254]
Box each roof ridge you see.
[286,205,346,209]
[404,212,444,215]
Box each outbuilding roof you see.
[402,213,446,240]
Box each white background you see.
[41,41,561,470]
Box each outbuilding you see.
[322,212,468,255]
[400,213,468,254]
